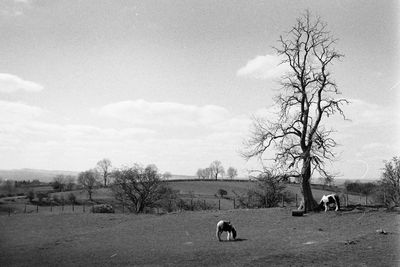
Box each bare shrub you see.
[234,171,293,208]
[378,157,400,208]
[111,164,176,213]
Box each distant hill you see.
[0,169,79,183]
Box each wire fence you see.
[1,191,387,216]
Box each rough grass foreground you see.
[0,208,399,266]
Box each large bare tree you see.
[243,11,348,212]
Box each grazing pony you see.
[319,194,340,212]
[216,220,237,241]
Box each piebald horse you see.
[216,220,237,241]
[319,194,341,212]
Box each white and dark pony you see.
[216,220,237,241]
[319,194,340,212]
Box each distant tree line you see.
[196,160,238,180]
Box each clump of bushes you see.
[30,192,52,206]
[91,204,115,213]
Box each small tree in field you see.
[111,164,175,213]
[78,169,100,201]
[243,11,347,212]
[217,188,228,198]
[68,193,77,204]
[227,167,238,180]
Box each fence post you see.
[203,199,206,209]
[295,194,298,207]
[72,203,74,212]
[36,205,39,213]
[218,199,220,210]
[83,203,85,213]
[62,202,64,212]
[233,198,235,209]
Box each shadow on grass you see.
[220,238,247,242]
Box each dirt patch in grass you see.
[0,208,399,266]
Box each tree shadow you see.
[220,238,247,242]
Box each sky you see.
[0,0,399,181]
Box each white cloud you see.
[0,100,44,122]
[237,54,289,80]
[0,73,44,93]
[0,0,32,16]
[95,99,231,127]
[338,98,398,128]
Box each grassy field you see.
[0,208,398,266]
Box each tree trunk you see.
[301,157,318,212]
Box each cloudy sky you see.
[0,0,399,180]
